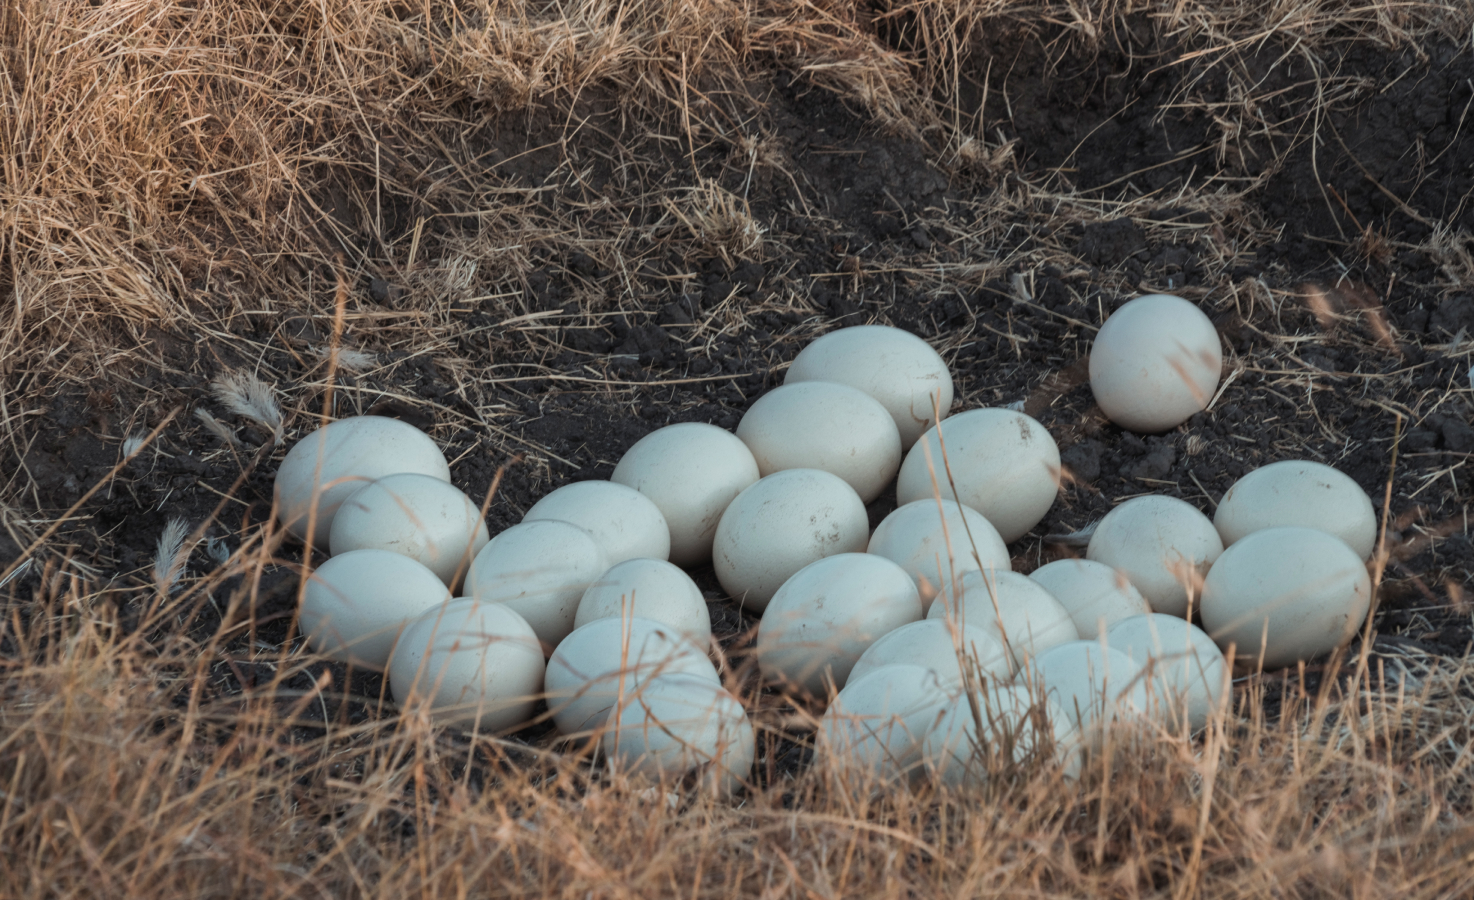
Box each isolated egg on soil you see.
[275,415,450,546]
[784,325,955,448]
[712,469,870,613]
[1088,293,1223,433]
[819,664,955,783]
[1214,460,1378,560]
[465,519,608,651]
[601,674,755,795]
[1106,613,1227,731]
[867,499,1011,605]
[1199,526,1371,671]
[611,423,760,567]
[736,381,902,503]
[1020,641,1151,738]
[328,473,489,588]
[757,553,923,695]
[895,408,1061,542]
[574,557,712,649]
[300,549,452,670]
[387,599,545,733]
[921,684,1082,786]
[524,480,670,565]
[1027,558,1151,639]
[847,619,1010,688]
[545,616,720,738]
[1086,495,1223,617]
[928,570,1080,670]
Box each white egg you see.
[736,382,902,503]
[299,549,452,670]
[848,619,1009,687]
[712,469,870,613]
[921,684,1081,786]
[545,616,720,738]
[1027,558,1151,639]
[756,553,922,695]
[610,423,760,567]
[574,558,712,649]
[600,674,754,795]
[524,480,670,565]
[388,599,545,732]
[1199,527,1371,671]
[1086,495,1224,617]
[1214,460,1378,560]
[867,499,1011,605]
[928,570,1080,670]
[328,473,489,588]
[464,520,608,651]
[784,325,954,448]
[275,415,450,546]
[1106,614,1227,731]
[895,408,1061,542]
[818,664,955,783]
[1088,293,1223,433]
[1020,641,1151,738]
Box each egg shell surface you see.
[736,381,902,503]
[524,481,670,565]
[601,674,754,795]
[387,599,545,732]
[1088,294,1223,433]
[1021,641,1151,738]
[574,557,712,649]
[1027,559,1151,639]
[1214,460,1378,559]
[895,409,1061,542]
[328,473,489,588]
[1199,526,1371,671]
[712,469,870,612]
[783,325,954,448]
[1106,613,1227,731]
[757,553,923,695]
[610,423,760,566]
[276,416,450,546]
[928,570,1080,670]
[300,549,453,670]
[867,499,1010,606]
[1086,495,1223,617]
[921,685,1081,786]
[848,619,1010,687]
[465,519,608,651]
[819,664,955,783]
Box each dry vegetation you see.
[4,0,1474,896]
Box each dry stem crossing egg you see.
[929,570,1080,670]
[819,664,955,783]
[867,499,1010,606]
[600,674,754,795]
[1085,495,1223,618]
[847,619,1009,687]
[1021,641,1151,739]
[1106,613,1227,731]
[921,684,1081,786]
[1028,558,1151,639]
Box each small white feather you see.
[153,518,195,593]
[211,371,283,445]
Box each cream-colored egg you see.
[784,325,954,448]
[1088,293,1223,433]
[275,416,451,547]
[736,382,902,503]
[1020,641,1151,737]
[464,520,608,651]
[387,599,545,732]
[928,570,1080,670]
[610,423,760,567]
[818,664,955,783]
[328,473,488,588]
[545,616,719,738]
[300,549,452,670]
[524,480,670,565]
[712,469,870,613]
[600,674,754,795]
[921,685,1081,786]
[1086,495,1223,617]
[867,499,1011,605]
[1199,527,1371,671]
[1027,559,1151,640]
[895,409,1061,542]
[1214,460,1378,560]
[756,553,922,695]
[1106,614,1227,731]
[848,619,1009,687]
[574,558,712,649]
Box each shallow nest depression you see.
[4,0,1474,896]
